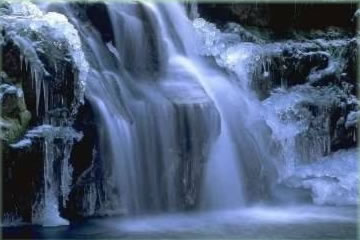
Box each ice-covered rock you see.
[264,84,357,175]
[1,1,88,226]
[285,149,358,205]
[0,1,88,114]
[193,18,228,58]
[8,1,43,17]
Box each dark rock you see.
[2,138,44,222]
[198,3,357,38]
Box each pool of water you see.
[2,205,358,239]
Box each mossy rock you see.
[0,74,32,143]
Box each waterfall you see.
[1,2,358,237]
[40,1,277,215]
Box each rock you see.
[0,81,31,143]
[2,138,44,222]
[198,3,357,38]
[227,4,270,28]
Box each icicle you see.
[19,54,23,71]
[1,213,23,227]
[25,57,28,72]
[353,129,356,142]
[83,184,97,216]
[42,78,48,116]
[54,61,58,77]
[0,42,2,73]
[35,69,41,116]
[41,136,69,226]
[60,142,73,207]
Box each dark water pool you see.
[2,206,358,239]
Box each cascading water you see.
[41,1,276,215]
